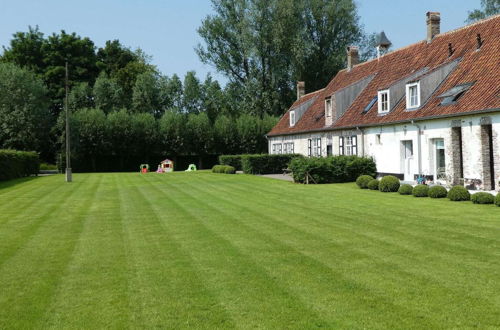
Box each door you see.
[402,140,413,181]
[435,139,446,183]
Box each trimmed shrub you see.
[471,192,495,204]
[224,165,236,174]
[356,175,374,189]
[289,156,376,184]
[398,184,413,195]
[496,193,500,207]
[212,165,225,173]
[379,175,400,192]
[447,186,471,201]
[218,155,243,171]
[0,150,40,181]
[428,185,448,198]
[367,179,379,190]
[241,154,303,175]
[40,163,57,171]
[412,184,429,197]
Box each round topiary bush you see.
[412,184,429,197]
[496,193,500,207]
[224,165,236,174]
[356,175,374,189]
[398,184,413,195]
[367,179,379,190]
[428,185,448,198]
[379,175,400,192]
[447,185,471,201]
[471,192,495,204]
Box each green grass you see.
[0,172,499,329]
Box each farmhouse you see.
[267,12,500,191]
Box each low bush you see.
[242,154,303,175]
[379,175,400,192]
[0,149,40,181]
[398,184,413,195]
[412,184,429,197]
[496,193,500,207]
[471,192,495,204]
[447,186,471,201]
[218,155,243,171]
[428,185,447,198]
[356,175,374,189]
[224,165,236,174]
[289,156,376,184]
[40,163,57,171]
[367,179,379,190]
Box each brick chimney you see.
[426,12,440,42]
[297,81,305,100]
[346,46,359,71]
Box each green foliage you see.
[367,179,379,190]
[412,184,429,198]
[447,186,471,201]
[466,0,500,23]
[224,165,236,174]
[471,192,495,204]
[398,184,413,195]
[496,193,500,207]
[219,155,243,171]
[378,175,400,192]
[39,163,57,171]
[93,73,124,113]
[356,175,373,189]
[242,154,303,175]
[428,185,448,199]
[212,164,235,174]
[0,149,40,180]
[289,156,376,184]
[69,82,93,110]
[0,63,51,154]
[132,72,161,116]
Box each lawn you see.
[0,172,499,329]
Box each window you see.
[339,136,357,155]
[406,82,420,109]
[325,98,332,117]
[309,138,321,156]
[377,90,390,113]
[283,142,294,154]
[290,111,296,126]
[272,143,282,154]
[308,139,312,157]
[376,134,381,145]
[438,82,474,105]
[363,96,377,113]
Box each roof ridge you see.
[302,88,324,97]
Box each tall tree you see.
[466,0,500,22]
[183,71,203,114]
[93,73,123,113]
[132,71,161,116]
[1,26,45,74]
[68,82,94,110]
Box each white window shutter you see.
[339,137,344,155]
[352,136,357,155]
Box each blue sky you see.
[0,0,481,83]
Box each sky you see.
[0,0,482,84]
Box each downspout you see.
[410,120,422,176]
[356,127,365,157]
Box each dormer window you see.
[377,90,390,114]
[406,82,420,109]
[325,98,332,117]
[290,110,296,126]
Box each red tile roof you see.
[268,14,500,136]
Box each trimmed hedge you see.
[0,150,40,181]
[218,155,243,171]
[224,165,236,174]
[428,185,448,198]
[471,192,495,204]
[398,184,413,195]
[379,175,400,192]
[289,156,376,184]
[496,193,500,207]
[448,186,471,201]
[367,179,379,190]
[212,165,235,174]
[241,154,304,175]
[356,175,374,189]
[412,184,429,197]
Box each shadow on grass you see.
[0,176,39,190]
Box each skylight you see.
[363,96,377,113]
[438,82,474,105]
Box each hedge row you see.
[0,150,40,181]
[289,156,376,184]
[219,154,304,175]
[212,165,236,174]
[358,175,500,207]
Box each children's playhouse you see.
[157,159,174,173]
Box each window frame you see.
[405,81,421,109]
[325,98,332,117]
[290,110,296,126]
[340,136,357,155]
[377,90,390,114]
